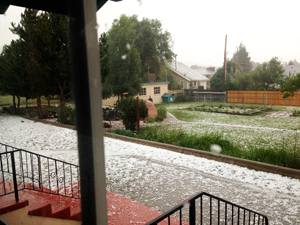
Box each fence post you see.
[38,156,42,188]
[243,91,244,104]
[189,199,196,225]
[11,152,19,202]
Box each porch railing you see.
[0,142,80,201]
[146,192,268,225]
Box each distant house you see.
[283,65,300,77]
[138,81,169,104]
[192,67,216,87]
[168,60,209,89]
[102,82,169,106]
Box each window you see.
[154,87,160,94]
[180,81,184,89]
[194,81,197,87]
[148,67,155,74]
[139,88,146,96]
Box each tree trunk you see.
[17,96,20,109]
[47,96,51,107]
[37,94,43,119]
[13,95,16,110]
[59,81,66,108]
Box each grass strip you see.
[112,127,300,170]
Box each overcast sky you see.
[1,0,300,68]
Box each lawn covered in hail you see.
[159,102,300,151]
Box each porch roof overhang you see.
[0,0,121,15]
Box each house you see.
[283,65,300,77]
[192,67,216,87]
[168,60,209,89]
[102,81,169,106]
[138,81,169,103]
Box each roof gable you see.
[283,65,300,76]
[168,61,209,81]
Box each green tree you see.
[106,15,142,99]
[0,40,32,108]
[103,15,174,99]
[210,68,225,91]
[116,97,148,131]
[280,73,300,98]
[232,43,252,74]
[288,60,294,65]
[99,32,112,99]
[8,9,71,117]
[250,57,284,91]
[135,17,174,78]
[155,64,181,90]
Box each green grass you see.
[0,95,60,108]
[112,127,300,170]
[112,102,300,170]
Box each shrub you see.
[198,86,204,90]
[145,118,156,123]
[57,105,75,125]
[156,105,167,121]
[175,92,188,102]
[116,97,148,131]
[292,109,300,117]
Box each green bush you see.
[116,97,148,131]
[175,92,188,102]
[145,118,156,123]
[57,105,75,125]
[292,109,300,117]
[156,105,167,122]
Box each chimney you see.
[207,67,215,72]
[175,54,177,70]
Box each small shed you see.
[162,93,175,103]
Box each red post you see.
[137,97,140,135]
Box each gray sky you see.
[1,0,300,67]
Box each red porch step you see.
[0,179,187,224]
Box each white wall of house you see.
[138,82,169,104]
[102,82,169,106]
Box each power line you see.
[199,51,223,66]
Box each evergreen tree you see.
[232,43,252,74]
[7,9,70,117]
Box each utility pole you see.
[223,35,227,85]
[137,97,140,135]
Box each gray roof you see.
[168,61,209,81]
[162,93,174,98]
[193,68,215,75]
[283,65,300,77]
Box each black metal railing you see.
[0,142,80,201]
[146,192,268,225]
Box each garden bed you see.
[183,106,271,116]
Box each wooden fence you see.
[227,91,300,106]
